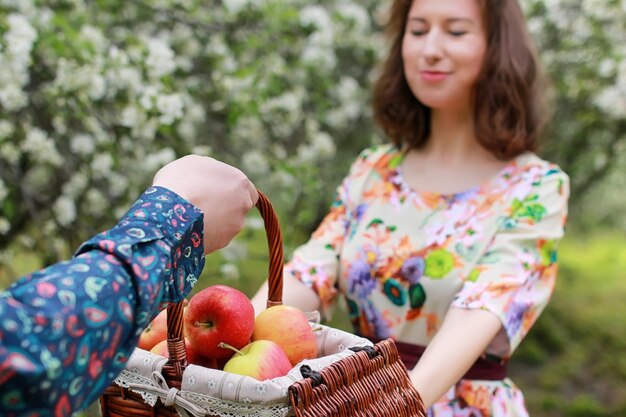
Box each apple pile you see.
[137,284,319,381]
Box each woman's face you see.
[401,0,487,111]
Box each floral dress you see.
[284,144,570,417]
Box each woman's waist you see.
[367,336,508,381]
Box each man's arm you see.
[0,186,204,414]
[0,155,258,415]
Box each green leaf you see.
[367,218,383,228]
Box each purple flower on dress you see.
[448,187,480,205]
[363,302,391,339]
[401,256,425,284]
[347,259,377,299]
[354,203,367,221]
[505,301,529,339]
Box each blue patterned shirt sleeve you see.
[0,186,205,415]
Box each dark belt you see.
[369,337,508,381]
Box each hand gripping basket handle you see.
[162,190,284,385]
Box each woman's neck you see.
[422,108,487,164]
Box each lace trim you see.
[115,370,159,406]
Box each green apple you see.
[219,340,292,381]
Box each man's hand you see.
[153,155,259,254]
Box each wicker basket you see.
[99,191,425,417]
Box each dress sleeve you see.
[284,148,374,318]
[0,186,204,414]
[451,167,570,357]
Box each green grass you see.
[2,231,625,416]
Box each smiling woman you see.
[402,0,487,111]
[251,0,570,416]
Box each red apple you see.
[184,285,255,359]
[138,308,168,351]
[252,305,318,366]
[220,340,292,381]
[150,338,217,369]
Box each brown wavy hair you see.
[372,0,548,159]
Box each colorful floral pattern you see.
[0,186,204,415]
[284,144,569,416]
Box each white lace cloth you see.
[114,323,372,417]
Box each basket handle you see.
[162,190,284,385]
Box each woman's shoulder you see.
[501,152,570,204]
[510,152,570,184]
[352,143,401,170]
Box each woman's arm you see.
[409,307,502,408]
[251,273,321,316]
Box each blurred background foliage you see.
[0,0,625,416]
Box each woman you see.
[252,0,569,415]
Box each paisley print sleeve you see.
[0,186,204,415]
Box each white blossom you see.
[191,145,212,156]
[301,41,337,70]
[272,170,296,187]
[311,131,336,157]
[70,134,96,156]
[62,172,88,198]
[0,84,28,111]
[108,172,129,197]
[297,144,316,163]
[262,90,303,113]
[145,38,176,79]
[219,263,240,280]
[0,178,8,200]
[582,0,614,20]
[91,153,114,178]
[53,196,77,226]
[22,128,62,166]
[599,58,617,78]
[0,120,15,140]
[106,66,142,91]
[594,87,626,119]
[139,85,159,110]
[335,2,370,33]
[88,73,106,100]
[177,120,196,141]
[242,150,270,175]
[1,0,36,16]
[86,189,108,214]
[300,6,333,33]
[231,116,264,146]
[0,143,20,164]
[120,106,141,128]
[223,0,248,14]
[244,216,264,230]
[156,93,184,125]
[80,25,108,53]
[5,14,37,60]
[0,217,10,235]
[143,148,176,173]
[221,240,247,262]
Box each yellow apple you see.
[220,340,292,381]
[252,305,318,366]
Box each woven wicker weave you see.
[99,191,425,417]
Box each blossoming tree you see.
[0,0,625,270]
